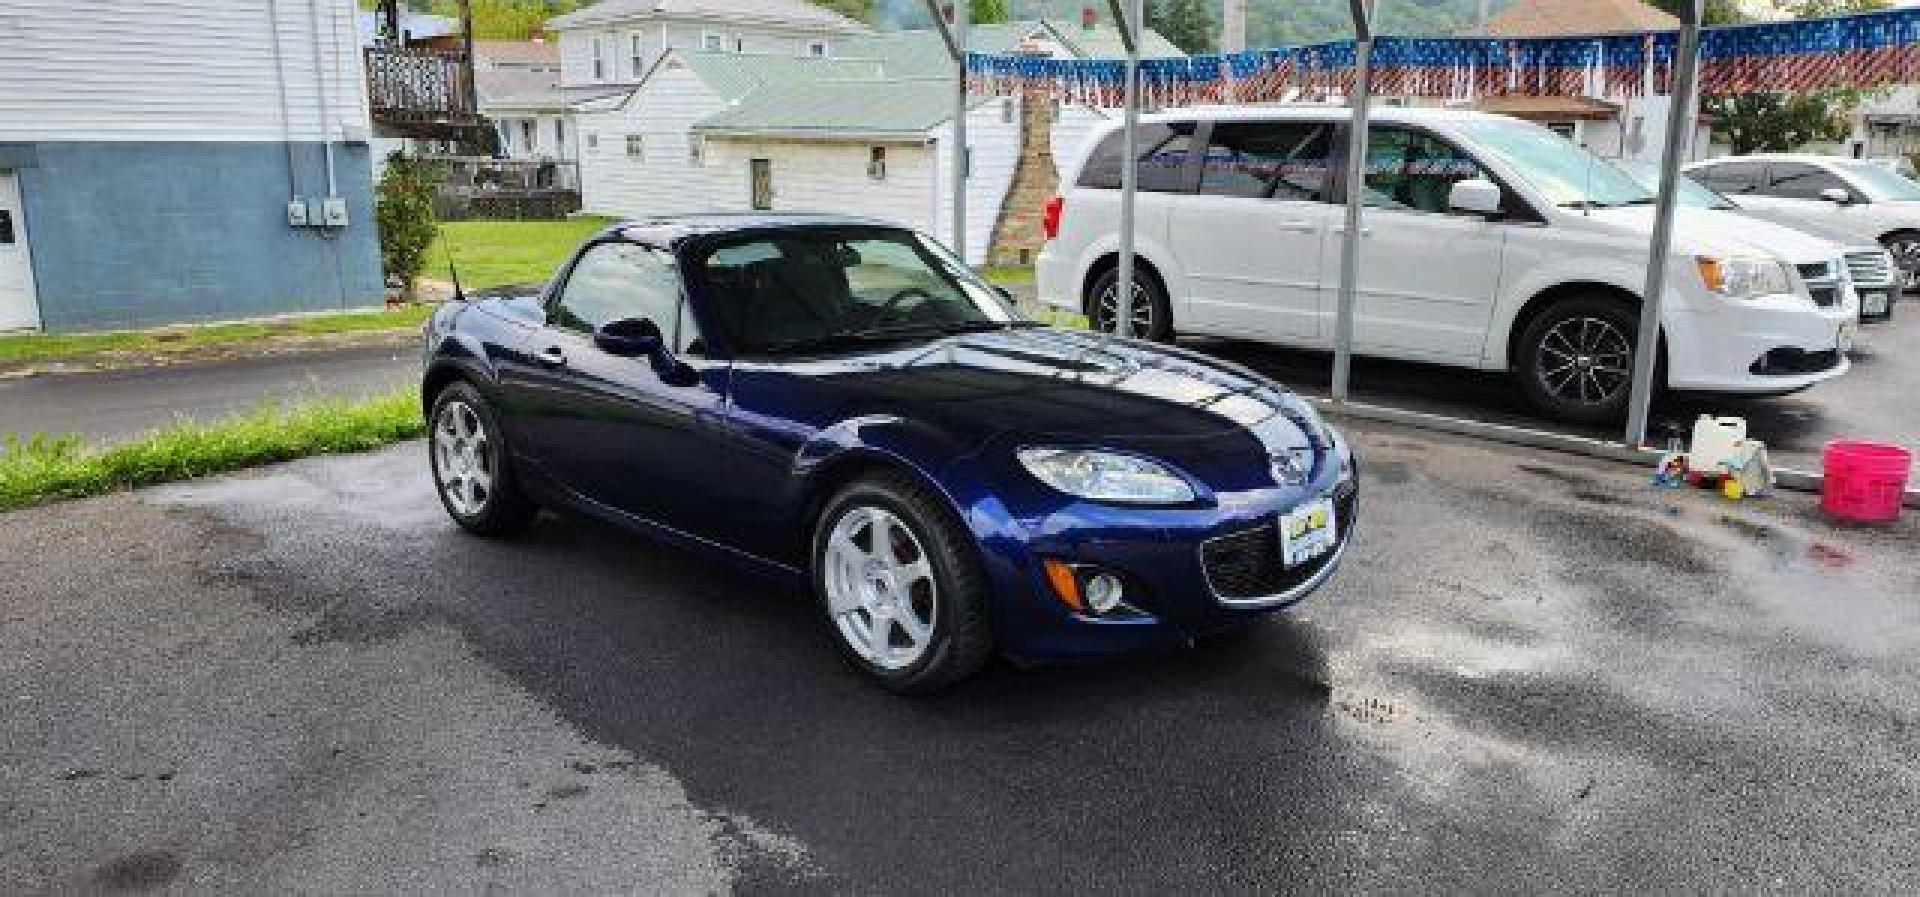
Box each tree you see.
[1147,0,1216,54]
[375,153,443,303]
[1692,0,1889,154]
[811,0,874,24]
[971,0,1010,25]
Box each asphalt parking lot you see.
[4,421,1915,892]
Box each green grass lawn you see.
[0,305,435,367]
[1,388,424,512]
[426,216,616,290]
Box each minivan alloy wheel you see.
[1094,279,1155,337]
[823,506,938,671]
[1538,315,1633,406]
[1885,235,1920,289]
[434,399,493,517]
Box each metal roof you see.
[694,77,977,139]
[548,0,866,33]
[675,50,884,103]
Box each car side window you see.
[1694,160,1766,194]
[1198,121,1334,201]
[1076,122,1201,193]
[1358,128,1491,214]
[551,241,699,351]
[1763,163,1853,201]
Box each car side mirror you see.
[1449,178,1504,218]
[1820,187,1854,205]
[594,317,663,357]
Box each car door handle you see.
[536,346,567,367]
[1277,219,1319,234]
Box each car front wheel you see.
[1880,230,1920,290]
[813,473,992,694]
[1516,297,1643,425]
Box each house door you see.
[0,171,42,332]
[750,158,772,210]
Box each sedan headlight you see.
[1016,448,1196,504]
[1696,255,1797,300]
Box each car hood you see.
[1587,206,1844,263]
[1730,207,1883,251]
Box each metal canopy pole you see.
[921,0,968,262]
[1107,0,1142,340]
[1331,0,1375,404]
[1624,0,1703,448]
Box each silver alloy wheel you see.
[1095,279,1154,337]
[434,400,493,518]
[1887,238,1920,289]
[1538,315,1632,406]
[823,505,938,671]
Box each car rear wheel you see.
[430,381,537,536]
[1087,266,1172,341]
[1880,230,1920,290]
[813,473,992,694]
[1516,297,1643,425]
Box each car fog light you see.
[1084,572,1126,615]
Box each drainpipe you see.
[307,0,338,199]
[267,0,298,201]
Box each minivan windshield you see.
[1455,118,1656,209]
[1834,159,1920,201]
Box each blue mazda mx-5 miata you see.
[422,214,1357,692]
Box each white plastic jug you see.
[1691,415,1749,472]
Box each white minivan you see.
[1036,107,1858,423]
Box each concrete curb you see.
[1313,397,1920,510]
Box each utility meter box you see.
[320,197,350,228]
[286,198,310,227]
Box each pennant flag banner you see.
[964,6,1920,105]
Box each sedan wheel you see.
[1884,234,1920,290]
[427,381,536,536]
[435,400,494,518]
[813,475,993,693]
[823,506,939,670]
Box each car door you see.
[1741,161,1861,221]
[501,239,730,534]
[1168,119,1335,342]
[1321,125,1507,361]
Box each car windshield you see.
[1454,118,1656,208]
[1616,159,1736,210]
[1834,159,1920,201]
[689,226,1020,355]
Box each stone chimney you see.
[986,44,1060,268]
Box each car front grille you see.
[1200,481,1357,603]
[1845,249,1897,288]
[1808,286,1840,308]
[1750,347,1843,376]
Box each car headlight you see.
[1016,448,1196,504]
[1696,255,1797,299]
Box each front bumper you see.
[1665,288,1857,394]
[962,445,1359,664]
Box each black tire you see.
[1515,296,1645,425]
[428,381,538,536]
[1880,230,1920,291]
[1086,264,1173,341]
[811,473,993,694]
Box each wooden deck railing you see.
[364,47,478,125]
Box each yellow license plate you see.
[1280,498,1338,568]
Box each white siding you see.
[560,18,850,88]
[577,63,738,215]
[0,0,366,143]
[931,100,1024,264]
[707,140,937,230]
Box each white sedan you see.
[1687,153,1920,289]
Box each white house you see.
[574,19,1182,265]
[546,0,869,91]
[0,0,383,332]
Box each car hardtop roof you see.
[597,212,911,250]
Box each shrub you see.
[376,152,443,301]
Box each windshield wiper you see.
[755,320,1027,355]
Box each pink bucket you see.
[1821,441,1912,523]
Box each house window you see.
[587,132,599,150]
[626,134,645,160]
[808,40,829,57]
[868,146,887,181]
[631,33,645,77]
[592,38,606,79]
[702,32,723,51]
[750,158,773,210]
[1001,99,1014,123]
[732,35,745,52]
[554,119,566,152]
[689,135,705,165]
